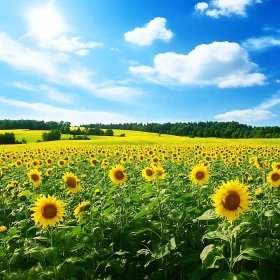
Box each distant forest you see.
[0,119,280,138]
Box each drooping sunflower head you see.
[28,169,42,186]
[267,169,280,188]
[142,167,155,181]
[212,179,251,222]
[190,165,209,185]
[74,200,90,221]
[109,165,127,184]
[63,172,81,193]
[30,195,65,228]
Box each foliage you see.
[1,143,280,279]
[83,121,280,138]
[42,129,61,142]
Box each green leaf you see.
[264,210,275,217]
[200,244,223,269]
[212,270,238,280]
[130,193,141,202]
[203,230,230,242]
[134,207,153,220]
[41,247,59,263]
[114,250,130,256]
[241,246,270,261]
[197,209,217,221]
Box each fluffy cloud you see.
[11,82,74,104]
[256,94,280,110]
[215,109,275,121]
[276,79,280,83]
[242,36,280,51]
[195,0,262,18]
[0,96,135,125]
[124,17,173,46]
[129,41,266,88]
[215,94,280,122]
[0,33,144,103]
[194,2,209,13]
[40,36,103,55]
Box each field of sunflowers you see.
[1,142,280,280]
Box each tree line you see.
[0,119,71,133]
[82,121,280,138]
[1,119,280,139]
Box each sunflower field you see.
[1,143,280,280]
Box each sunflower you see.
[190,165,209,185]
[267,169,280,187]
[30,195,65,228]
[155,166,166,180]
[46,168,53,176]
[46,158,54,165]
[28,169,42,186]
[58,159,66,167]
[90,158,99,166]
[74,200,90,220]
[63,172,81,193]
[255,188,263,196]
[0,225,7,232]
[212,180,250,222]
[15,159,23,168]
[109,165,127,184]
[272,162,280,170]
[142,167,155,181]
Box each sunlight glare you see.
[27,4,66,40]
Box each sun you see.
[26,1,66,40]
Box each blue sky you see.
[0,0,280,126]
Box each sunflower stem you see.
[229,233,234,273]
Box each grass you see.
[1,128,280,146]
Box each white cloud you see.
[256,94,280,110]
[215,93,280,122]
[0,33,144,103]
[124,17,173,46]
[215,109,275,121]
[110,48,120,51]
[195,0,262,18]
[276,79,280,83]
[75,49,89,56]
[40,36,103,55]
[11,82,74,104]
[0,96,135,125]
[242,36,280,51]
[195,2,209,13]
[130,41,266,88]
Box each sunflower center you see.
[276,164,280,169]
[196,171,205,180]
[66,177,77,188]
[17,162,21,165]
[31,174,40,182]
[47,159,52,163]
[271,173,280,182]
[41,203,57,219]
[115,170,124,180]
[92,160,97,165]
[222,191,241,210]
[146,169,153,176]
